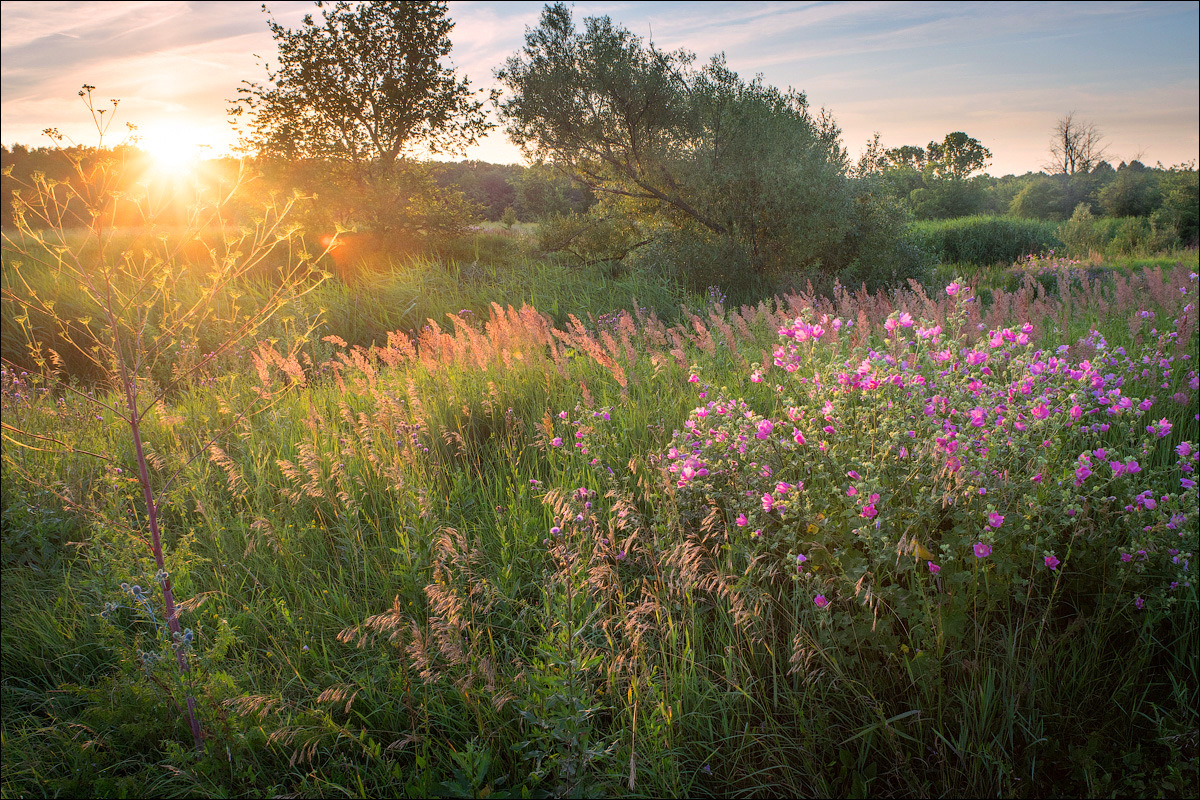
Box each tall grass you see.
[2,261,1197,797]
[909,215,1063,266]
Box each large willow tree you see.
[496,3,859,283]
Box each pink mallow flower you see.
[1044,555,1060,570]
[1148,418,1172,438]
[974,542,992,558]
[756,419,774,439]
[928,561,940,574]
[762,493,775,512]
[736,513,748,527]
[946,282,961,297]
[987,511,1004,529]
[860,503,878,519]
[813,594,829,608]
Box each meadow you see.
[2,209,1197,797]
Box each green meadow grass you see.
[2,244,1198,798]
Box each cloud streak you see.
[2,0,1195,174]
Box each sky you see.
[1,0,1197,176]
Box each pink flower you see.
[750,371,763,383]
[756,419,774,439]
[762,493,774,512]
[1148,418,1172,438]
[860,504,878,519]
[946,282,961,297]
[1044,555,1060,570]
[969,407,986,427]
[1032,403,1050,420]
[928,561,940,574]
[1135,597,1145,610]
[974,542,992,558]
[551,437,563,447]
[898,312,914,328]
[846,486,858,497]
[736,513,748,527]
[813,594,829,608]
[987,512,1004,528]
[688,374,699,383]
[793,429,806,445]
[796,553,808,567]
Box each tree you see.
[1100,167,1162,218]
[232,1,493,241]
[884,145,927,171]
[926,132,991,181]
[233,1,491,166]
[1009,175,1070,220]
[1047,112,1108,176]
[496,3,859,285]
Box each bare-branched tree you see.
[1046,111,1109,175]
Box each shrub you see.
[909,215,1061,265]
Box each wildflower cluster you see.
[656,275,1198,647]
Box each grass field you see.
[2,227,1197,796]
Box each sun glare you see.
[136,122,210,175]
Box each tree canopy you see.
[496,3,858,282]
[232,1,492,166]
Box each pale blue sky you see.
[2,1,1197,175]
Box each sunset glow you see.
[133,122,210,174]
[1,1,1196,174]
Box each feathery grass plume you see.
[245,518,281,556]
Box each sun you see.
[135,121,211,175]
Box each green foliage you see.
[1101,166,1163,218]
[1058,206,1180,258]
[3,261,1198,797]
[232,0,491,165]
[1009,174,1072,220]
[537,210,648,273]
[498,4,914,290]
[1152,164,1199,247]
[500,206,519,229]
[232,1,493,238]
[923,131,993,180]
[909,215,1062,265]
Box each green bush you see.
[908,215,1061,266]
[1057,208,1181,258]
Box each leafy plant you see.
[2,86,324,751]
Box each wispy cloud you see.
[2,0,1195,173]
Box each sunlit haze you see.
[2,1,1197,175]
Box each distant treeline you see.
[866,157,1198,246]
[0,143,595,230]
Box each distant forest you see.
[4,142,1194,243]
